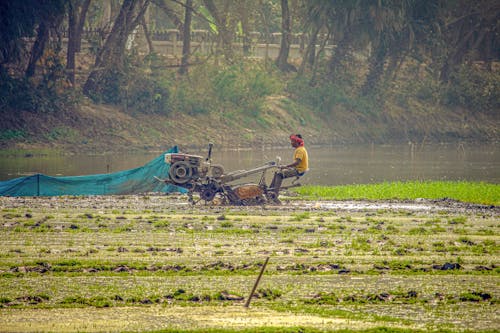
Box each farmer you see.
[269,134,308,202]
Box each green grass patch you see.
[294,181,500,205]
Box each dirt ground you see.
[1,194,497,215]
[0,194,498,332]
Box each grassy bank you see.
[294,181,500,206]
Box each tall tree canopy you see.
[0,0,497,114]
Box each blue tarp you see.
[0,146,182,196]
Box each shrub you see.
[212,63,281,116]
[442,65,500,113]
[0,73,62,114]
[122,74,171,115]
[0,129,26,141]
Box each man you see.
[269,134,308,202]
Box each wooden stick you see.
[244,256,270,308]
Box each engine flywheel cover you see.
[169,161,193,184]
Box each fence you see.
[69,28,334,60]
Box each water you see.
[1,144,498,185]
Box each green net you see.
[0,146,183,196]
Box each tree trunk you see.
[203,0,234,62]
[26,22,49,78]
[154,0,183,31]
[178,0,192,76]
[310,30,330,86]
[258,0,272,68]
[67,0,91,85]
[360,43,387,96]
[83,0,149,100]
[328,31,352,81]
[141,16,154,54]
[275,0,294,72]
[298,25,320,75]
[238,1,251,56]
[67,3,77,84]
[76,0,91,52]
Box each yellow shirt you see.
[293,146,308,173]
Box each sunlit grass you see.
[294,181,500,206]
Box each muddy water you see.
[1,144,498,185]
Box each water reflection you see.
[0,144,498,185]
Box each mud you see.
[0,194,497,215]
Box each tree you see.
[179,0,193,76]
[203,0,235,62]
[359,0,407,96]
[298,0,335,79]
[25,0,67,78]
[323,1,363,82]
[439,0,500,82]
[83,0,150,101]
[67,0,92,84]
[275,0,295,72]
[256,0,278,67]
[0,0,67,78]
[0,1,38,70]
[235,0,254,56]
[153,0,184,31]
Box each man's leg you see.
[270,168,298,196]
[270,171,284,195]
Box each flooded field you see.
[0,195,498,332]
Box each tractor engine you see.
[165,153,225,185]
[165,153,204,184]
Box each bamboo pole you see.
[244,256,270,308]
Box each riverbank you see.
[1,95,498,154]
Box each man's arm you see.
[283,158,301,169]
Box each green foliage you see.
[0,129,26,141]
[442,65,500,113]
[167,62,282,117]
[168,70,214,115]
[45,127,79,142]
[287,76,380,115]
[123,73,171,115]
[288,76,346,113]
[0,56,78,117]
[211,63,282,116]
[294,181,500,205]
[0,0,65,64]
[290,212,311,221]
[85,54,172,115]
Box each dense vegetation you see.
[0,0,498,148]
